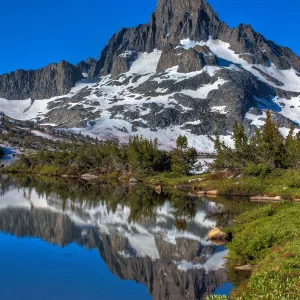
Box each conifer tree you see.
[171,135,198,175]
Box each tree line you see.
[16,135,199,176]
[211,110,300,175]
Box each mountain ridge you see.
[89,0,300,79]
[1,0,300,152]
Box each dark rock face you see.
[89,0,300,78]
[222,24,300,71]
[89,0,226,78]
[157,45,217,73]
[0,61,83,100]
[76,57,96,74]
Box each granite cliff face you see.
[0,60,83,100]
[1,0,300,151]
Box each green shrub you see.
[219,178,264,197]
[243,163,272,178]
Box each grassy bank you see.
[5,161,300,199]
[185,169,300,199]
[209,202,300,299]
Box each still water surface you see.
[0,169,255,299]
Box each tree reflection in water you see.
[0,175,257,299]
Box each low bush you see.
[243,163,272,178]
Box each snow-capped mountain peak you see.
[1,0,300,152]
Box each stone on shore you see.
[234,265,257,271]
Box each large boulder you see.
[208,227,228,240]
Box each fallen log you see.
[250,195,283,202]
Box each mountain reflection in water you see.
[0,175,254,299]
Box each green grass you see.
[139,172,203,186]
[216,202,300,299]
[192,169,300,199]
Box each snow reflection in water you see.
[0,174,237,299]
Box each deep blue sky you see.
[0,0,299,74]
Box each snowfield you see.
[179,38,300,92]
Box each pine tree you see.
[171,135,198,175]
[257,111,285,168]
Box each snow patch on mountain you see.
[0,98,52,120]
[71,115,233,152]
[179,38,300,92]
[130,50,162,75]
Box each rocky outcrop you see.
[89,0,226,78]
[0,61,83,100]
[222,24,300,72]
[111,51,138,77]
[76,57,96,75]
[157,45,217,73]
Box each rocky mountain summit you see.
[1,0,300,151]
[89,0,300,78]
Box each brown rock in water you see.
[155,185,162,194]
[207,227,228,240]
[196,191,207,195]
[129,177,139,183]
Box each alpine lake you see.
[0,155,258,300]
